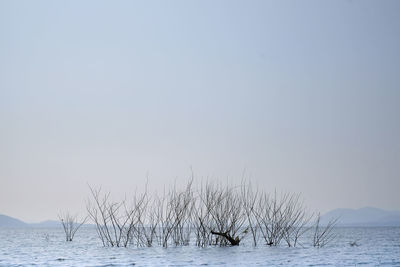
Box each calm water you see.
[0,227,399,266]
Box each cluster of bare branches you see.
[86,181,196,248]
[58,211,87,242]
[193,182,247,246]
[154,180,195,247]
[249,191,313,247]
[86,186,139,247]
[83,179,337,248]
[312,213,338,247]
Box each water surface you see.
[0,227,399,266]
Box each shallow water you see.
[0,227,399,266]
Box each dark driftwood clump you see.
[211,230,240,246]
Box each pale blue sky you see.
[0,0,399,222]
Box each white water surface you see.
[0,227,399,266]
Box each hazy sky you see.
[1,0,399,222]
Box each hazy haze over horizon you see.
[1,0,399,223]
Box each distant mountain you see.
[321,207,400,227]
[0,214,28,228]
[0,214,93,228]
[0,214,62,228]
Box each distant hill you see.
[0,214,93,228]
[0,214,62,228]
[321,207,400,227]
[0,214,28,228]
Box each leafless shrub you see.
[312,213,338,247]
[241,180,259,246]
[58,211,87,242]
[280,194,312,247]
[126,189,150,247]
[193,182,214,247]
[154,179,195,247]
[253,191,286,246]
[251,191,313,247]
[139,196,160,247]
[198,182,247,246]
[135,192,160,247]
[86,186,137,247]
[170,179,195,246]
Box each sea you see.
[0,227,399,266]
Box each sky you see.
[0,0,399,222]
